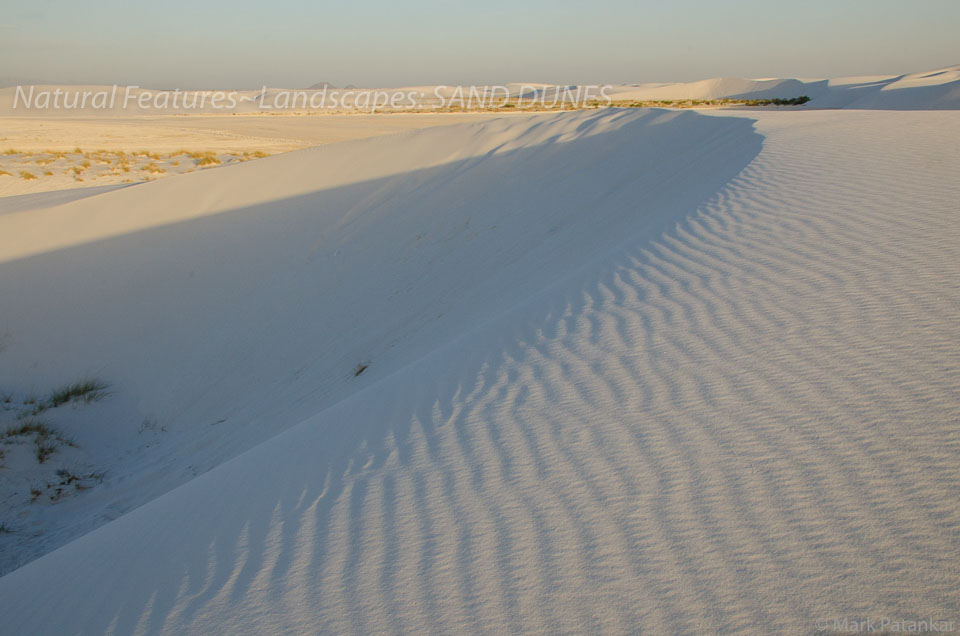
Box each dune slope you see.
[1,108,959,633]
[0,109,760,574]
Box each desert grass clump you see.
[2,148,19,155]
[0,169,11,177]
[2,419,76,464]
[3,420,63,441]
[19,170,38,180]
[134,150,163,160]
[55,468,103,490]
[47,379,109,408]
[187,151,221,166]
[34,468,105,502]
[36,439,57,463]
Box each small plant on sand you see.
[36,439,57,463]
[33,469,105,502]
[47,379,109,408]
[0,169,11,177]
[19,170,38,180]
[189,151,221,166]
[2,148,19,155]
[2,420,76,465]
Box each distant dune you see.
[2,64,959,117]
[605,64,960,108]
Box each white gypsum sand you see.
[0,101,958,633]
[0,112,532,196]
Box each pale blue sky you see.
[1,0,958,88]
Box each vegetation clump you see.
[1,419,76,464]
[47,379,109,408]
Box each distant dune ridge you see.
[2,64,959,116]
[0,67,959,633]
[604,64,960,108]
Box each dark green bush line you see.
[599,95,811,108]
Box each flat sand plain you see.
[0,111,531,196]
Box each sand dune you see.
[589,65,960,109]
[606,76,810,101]
[0,109,759,575]
[3,64,958,123]
[1,104,958,633]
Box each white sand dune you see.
[3,64,959,121]
[1,104,959,633]
[606,76,810,101]
[605,64,960,109]
[0,112,533,198]
[0,109,759,574]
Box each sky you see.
[1,0,958,88]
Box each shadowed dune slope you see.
[0,109,761,575]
